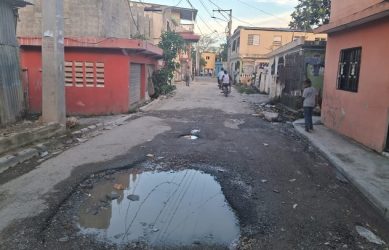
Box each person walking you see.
[217,68,224,89]
[184,67,191,87]
[302,79,318,132]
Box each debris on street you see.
[355,226,386,245]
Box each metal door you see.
[129,63,141,108]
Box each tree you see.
[197,36,218,53]
[152,31,184,97]
[219,43,228,62]
[289,0,331,31]
[200,58,207,69]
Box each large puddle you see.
[78,169,240,248]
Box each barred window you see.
[337,47,362,92]
[248,34,260,45]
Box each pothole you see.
[180,129,200,140]
[76,169,240,248]
[181,135,199,140]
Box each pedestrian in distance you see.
[184,67,191,87]
[217,68,224,89]
[222,70,231,93]
[302,79,318,132]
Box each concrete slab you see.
[294,124,389,221]
[293,116,322,125]
[0,123,65,155]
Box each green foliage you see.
[151,31,184,97]
[131,33,148,40]
[200,58,207,68]
[234,84,258,95]
[289,0,331,31]
[219,43,228,62]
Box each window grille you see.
[337,47,362,92]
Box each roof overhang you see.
[18,37,163,59]
[4,0,32,8]
[315,2,389,33]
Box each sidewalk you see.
[294,122,389,221]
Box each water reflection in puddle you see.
[78,169,240,248]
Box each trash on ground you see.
[113,183,125,190]
[191,129,201,135]
[355,226,386,245]
[146,154,154,158]
[127,194,140,201]
[293,204,298,209]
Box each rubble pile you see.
[252,103,303,123]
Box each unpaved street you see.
[0,78,388,249]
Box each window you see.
[273,35,282,46]
[248,34,260,45]
[232,40,236,52]
[64,61,105,87]
[206,56,210,60]
[337,47,362,92]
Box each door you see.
[129,63,141,108]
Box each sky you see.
[141,0,299,43]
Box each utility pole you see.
[41,0,66,125]
[212,9,232,71]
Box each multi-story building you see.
[228,26,327,76]
[129,1,200,81]
[201,52,216,76]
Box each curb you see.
[0,123,65,155]
[0,113,138,174]
[293,124,389,221]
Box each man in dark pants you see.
[302,79,318,132]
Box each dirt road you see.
[0,78,388,250]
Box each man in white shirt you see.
[302,79,318,132]
[217,68,224,89]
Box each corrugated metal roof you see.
[2,0,32,8]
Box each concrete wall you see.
[20,47,158,115]
[17,0,132,38]
[330,0,384,22]
[321,17,389,152]
[201,52,216,71]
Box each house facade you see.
[228,26,326,83]
[17,0,162,116]
[201,52,216,76]
[130,2,200,81]
[316,0,389,153]
[258,38,326,110]
[0,0,30,126]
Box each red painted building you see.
[19,37,163,116]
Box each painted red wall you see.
[20,47,157,115]
[321,17,389,152]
